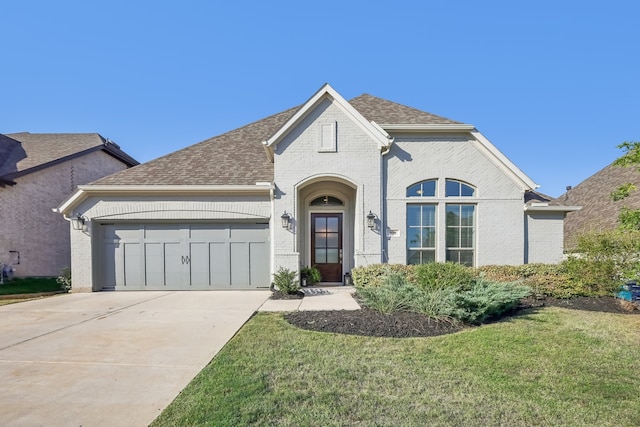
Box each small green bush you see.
[300,265,321,285]
[477,264,576,299]
[272,267,300,294]
[355,272,419,314]
[351,264,416,288]
[415,262,477,291]
[57,267,72,293]
[449,280,532,325]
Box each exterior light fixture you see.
[366,211,376,229]
[281,211,291,229]
[71,214,85,231]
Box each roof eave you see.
[524,205,582,213]
[379,124,476,132]
[55,183,275,215]
[470,130,539,191]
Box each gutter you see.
[54,183,275,215]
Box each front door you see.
[311,213,343,282]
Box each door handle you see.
[339,249,342,263]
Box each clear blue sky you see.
[2,1,639,197]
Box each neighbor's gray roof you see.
[94,94,460,186]
[559,161,640,248]
[0,132,138,183]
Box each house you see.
[56,84,578,292]
[560,160,640,249]
[0,133,138,277]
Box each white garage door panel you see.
[102,224,269,291]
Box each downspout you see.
[380,137,394,264]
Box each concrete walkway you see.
[259,286,360,312]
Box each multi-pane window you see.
[446,204,475,266]
[406,178,476,266]
[406,204,436,264]
[406,179,436,197]
[445,179,475,197]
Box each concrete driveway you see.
[0,290,270,427]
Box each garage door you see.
[101,223,270,290]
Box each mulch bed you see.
[285,296,638,338]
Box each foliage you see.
[415,262,478,291]
[477,264,576,298]
[355,267,530,324]
[448,280,532,324]
[351,264,416,288]
[0,277,60,296]
[560,229,640,296]
[355,273,421,314]
[611,141,640,229]
[618,207,640,230]
[271,267,300,294]
[57,267,72,292]
[300,265,321,285]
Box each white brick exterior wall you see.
[384,136,527,266]
[273,98,382,276]
[525,212,565,264]
[71,194,271,291]
[0,151,128,277]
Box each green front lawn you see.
[0,277,61,296]
[152,307,640,427]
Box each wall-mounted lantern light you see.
[70,214,85,231]
[366,211,376,229]
[281,211,291,229]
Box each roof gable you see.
[263,84,392,160]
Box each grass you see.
[152,307,640,427]
[0,277,61,296]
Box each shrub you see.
[449,280,532,325]
[300,265,321,285]
[477,264,576,299]
[560,229,640,296]
[351,264,416,288]
[355,272,419,314]
[415,262,477,291]
[57,267,72,293]
[271,267,300,294]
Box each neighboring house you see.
[560,160,640,249]
[0,133,138,277]
[56,84,578,292]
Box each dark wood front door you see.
[311,213,343,282]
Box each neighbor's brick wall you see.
[0,151,128,277]
[384,136,526,266]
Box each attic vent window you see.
[319,122,337,152]
[311,196,343,206]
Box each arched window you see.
[445,179,475,197]
[406,179,436,197]
[310,196,344,206]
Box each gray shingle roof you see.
[93,94,462,186]
[0,133,138,182]
[559,161,640,248]
[350,94,461,125]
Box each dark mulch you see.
[270,290,305,300]
[285,296,638,338]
